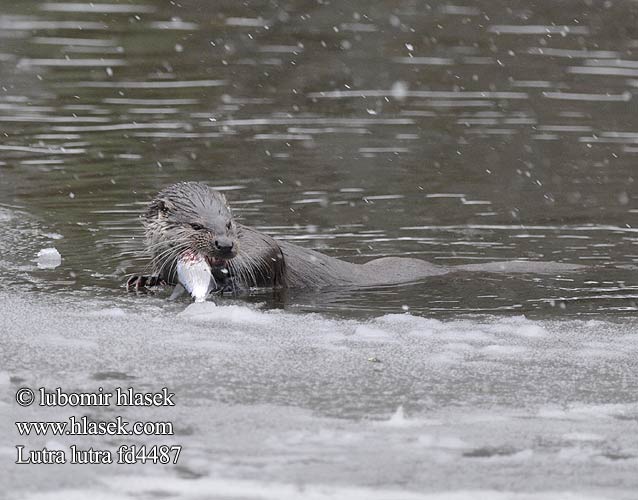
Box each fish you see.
[176,250,212,303]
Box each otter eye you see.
[190,223,204,231]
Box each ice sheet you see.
[2,291,638,499]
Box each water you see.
[1,1,638,498]
[1,0,637,315]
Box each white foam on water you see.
[43,232,63,240]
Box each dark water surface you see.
[1,0,638,316]
[3,3,638,498]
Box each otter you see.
[126,182,583,294]
[127,182,286,292]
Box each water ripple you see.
[40,3,156,13]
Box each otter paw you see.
[126,275,166,292]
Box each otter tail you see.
[453,260,585,275]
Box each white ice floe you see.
[36,247,62,269]
[179,302,270,324]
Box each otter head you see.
[146,182,239,265]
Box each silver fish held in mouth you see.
[126,182,247,301]
[174,250,214,303]
[126,181,585,301]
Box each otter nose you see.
[214,237,234,254]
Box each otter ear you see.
[148,197,174,218]
[156,198,174,213]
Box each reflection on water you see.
[0,0,637,316]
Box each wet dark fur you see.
[129,182,584,293]
[138,182,286,291]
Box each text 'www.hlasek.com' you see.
[14,387,181,465]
